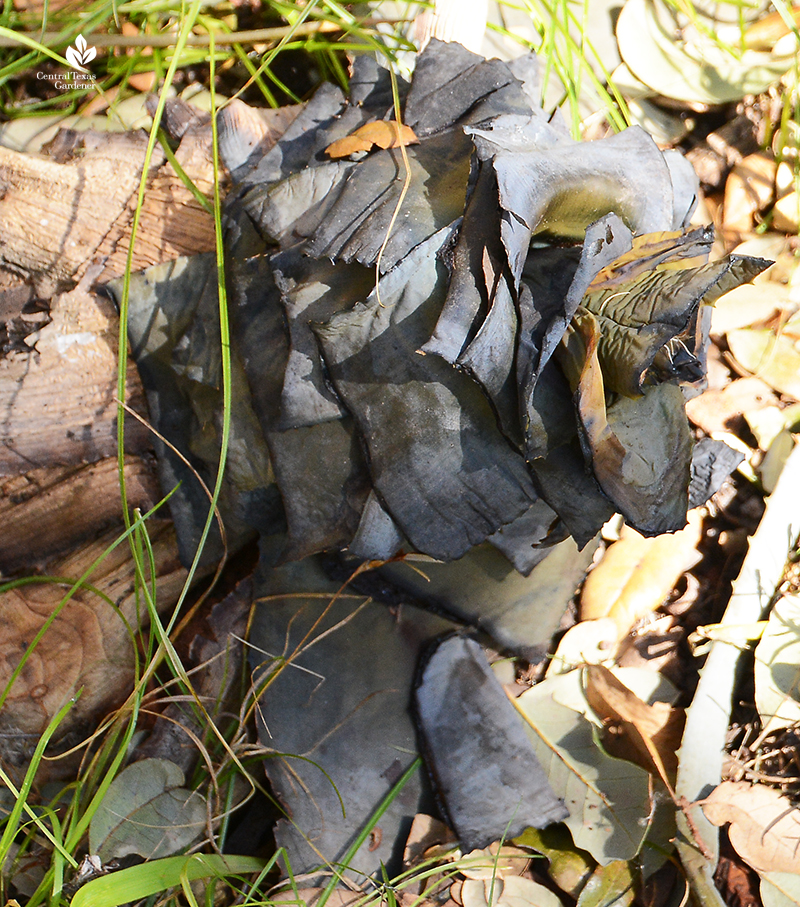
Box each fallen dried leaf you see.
[583,664,685,788]
[710,284,788,337]
[459,847,531,880]
[702,781,800,874]
[772,191,800,233]
[404,814,459,868]
[545,618,619,677]
[325,120,419,158]
[580,510,703,636]
[685,376,779,436]
[727,327,800,400]
[460,876,562,907]
[723,153,776,234]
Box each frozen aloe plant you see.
[111,40,771,877]
[117,40,767,574]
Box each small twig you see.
[0,18,407,49]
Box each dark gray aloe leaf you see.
[516,215,635,460]
[376,536,598,660]
[237,55,402,187]
[528,441,616,549]
[109,255,278,564]
[271,249,374,429]
[415,635,568,850]
[559,311,693,535]
[581,239,772,398]
[422,166,506,365]
[486,499,565,576]
[225,240,371,562]
[528,213,634,389]
[689,438,745,509]
[347,490,405,562]
[249,547,457,879]
[305,130,473,272]
[314,226,539,562]
[267,420,371,563]
[240,158,357,250]
[455,273,521,443]
[403,40,543,137]
[467,123,678,289]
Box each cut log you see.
[0,132,161,293]
[0,105,297,770]
[0,268,149,476]
[0,455,161,572]
[0,520,188,770]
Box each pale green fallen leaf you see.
[576,859,635,907]
[754,593,800,733]
[761,872,800,907]
[545,618,618,678]
[617,0,796,104]
[513,672,651,864]
[676,444,800,896]
[727,329,800,400]
[89,758,206,861]
[461,875,563,907]
[745,406,800,451]
[759,431,797,494]
[710,284,788,337]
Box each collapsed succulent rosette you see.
[117,41,769,573]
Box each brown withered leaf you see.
[325,120,419,158]
[685,376,779,435]
[580,509,703,636]
[558,310,693,535]
[584,664,685,790]
[702,781,800,874]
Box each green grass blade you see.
[0,696,79,863]
[318,757,422,906]
[70,854,267,907]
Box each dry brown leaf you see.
[580,509,703,636]
[459,846,531,880]
[702,781,800,874]
[685,376,779,435]
[723,153,776,234]
[403,813,458,868]
[583,664,684,789]
[745,5,800,49]
[325,121,419,158]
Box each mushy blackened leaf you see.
[226,244,372,562]
[403,40,546,137]
[415,635,568,849]
[305,130,472,271]
[582,240,771,398]
[271,250,374,429]
[248,552,456,881]
[558,310,692,534]
[314,226,539,562]
[123,38,772,577]
[111,255,278,565]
